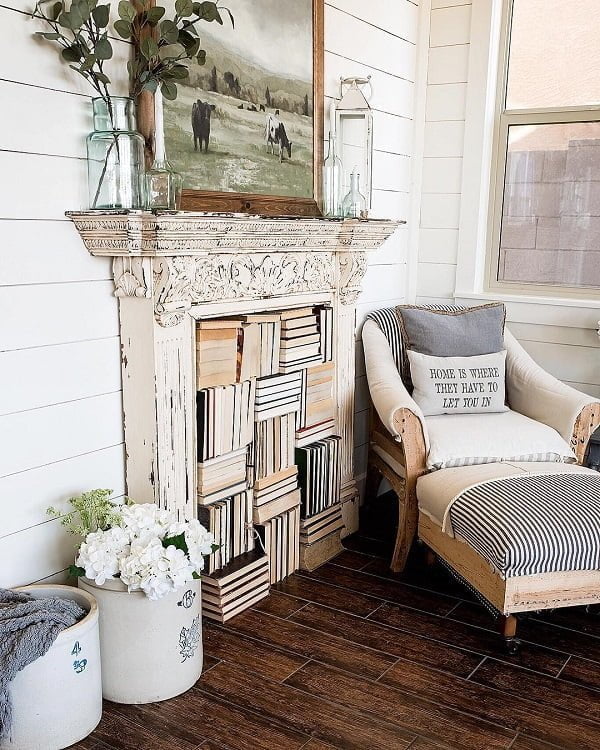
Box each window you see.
[488,0,600,295]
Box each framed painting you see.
[142,0,324,216]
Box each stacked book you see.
[196,320,241,388]
[202,551,270,623]
[255,372,302,421]
[236,314,282,380]
[279,307,323,372]
[253,466,301,524]
[296,361,336,445]
[318,305,334,362]
[295,435,342,518]
[257,506,300,584]
[298,504,344,572]
[300,504,344,546]
[197,448,249,505]
[253,414,296,481]
[197,380,255,461]
[198,491,254,573]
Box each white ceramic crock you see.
[1,584,102,750]
[78,576,202,704]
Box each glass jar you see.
[145,159,183,210]
[341,170,368,219]
[323,131,343,217]
[86,97,145,210]
[144,93,183,210]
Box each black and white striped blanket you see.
[448,473,600,578]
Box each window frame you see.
[485,0,600,300]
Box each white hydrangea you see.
[76,526,130,586]
[74,502,215,600]
[120,503,176,543]
[182,519,215,573]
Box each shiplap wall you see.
[417,0,470,304]
[323,1,419,494]
[414,0,600,399]
[0,0,417,585]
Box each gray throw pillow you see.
[397,303,506,357]
[394,303,506,390]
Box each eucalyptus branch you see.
[114,0,233,101]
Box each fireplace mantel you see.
[69,210,401,527]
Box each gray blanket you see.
[0,588,86,739]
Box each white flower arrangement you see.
[50,489,216,601]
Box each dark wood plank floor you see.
[73,508,600,750]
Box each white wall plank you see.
[425,83,467,121]
[0,391,124,478]
[428,44,470,84]
[0,220,112,285]
[0,337,122,415]
[369,226,408,265]
[0,518,79,588]
[1,281,118,350]
[417,262,457,298]
[422,157,463,193]
[0,80,90,158]
[327,0,419,43]
[325,5,417,82]
[0,152,87,220]
[429,5,472,47]
[359,263,406,304]
[424,121,465,157]
[0,444,125,538]
[520,340,600,386]
[371,189,410,220]
[420,194,461,229]
[419,228,459,264]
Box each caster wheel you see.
[505,637,522,656]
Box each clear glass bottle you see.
[86,97,145,210]
[323,130,343,217]
[341,169,368,219]
[145,92,184,210]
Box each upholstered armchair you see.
[363,313,600,575]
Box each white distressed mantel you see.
[69,211,400,529]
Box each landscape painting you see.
[163,0,318,209]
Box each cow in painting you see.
[264,110,292,162]
[192,100,216,152]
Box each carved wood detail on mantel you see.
[68,210,401,523]
[70,211,400,326]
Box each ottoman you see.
[417,461,600,647]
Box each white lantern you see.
[335,76,374,212]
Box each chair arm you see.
[362,319,429,451]
[505,328,600,459]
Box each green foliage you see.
[162,531,187,552]
[47,488,131,536]
[68,564,86,578]
[30,0,233,106]
[32,0,115,110]
[122,0,234,101]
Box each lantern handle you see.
[339,75,373,102]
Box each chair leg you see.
[364,459,382,501]
[390,477,417,574]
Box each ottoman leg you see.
[499,614,517,638]
[499,614,521,654]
